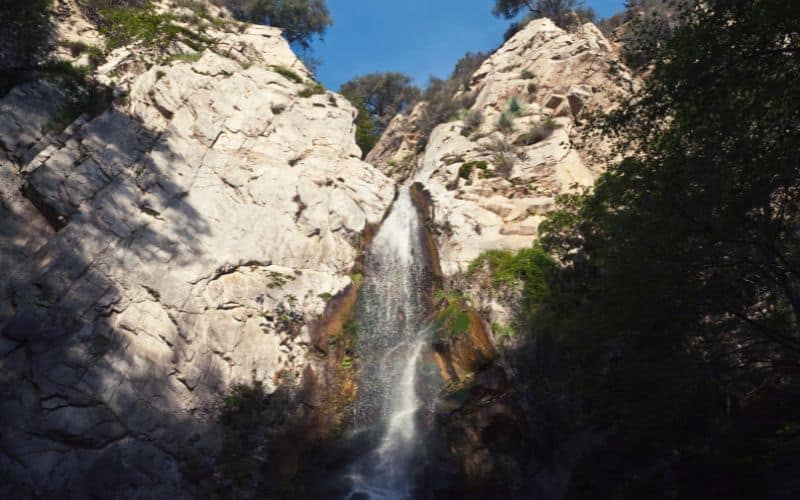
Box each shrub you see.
[66,41,106,67]
[468,246,554,294]
[493,0,595,30]
[492,152,515,177]
[497,110,515,134]
[527,82,537,94]
[507,96,524,116]
[433,290,472,339]
[96,4,213,53]
[461,109,484,137]
[458,160,489,180]
[416,51,490,148]
[520,69,534,79]
[298,82,325,97]
[271,64,303,83]
[514,118,560,146]
[340,72,419,157]
[164,51,203,65]
[39,61,112,133]
[215,0,332,50]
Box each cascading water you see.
[344,186,439,500]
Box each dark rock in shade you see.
[1,308,42,341]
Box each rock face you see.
[368,18,635,275]
[0,3,393,497]
[367,20,635,498]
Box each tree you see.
[340,73,420,132]
[340,72,420,157]
[529,0,800,494]
[351,96,380,159]
[492,0,594,29]
[217,0,332,50]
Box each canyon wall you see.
[0,2,393,497]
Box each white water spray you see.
[345,187,437,500]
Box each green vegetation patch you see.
[163,51,203,65]
[266,270,295,289]
[434,290,472,339]
[271,64,304,83]
[514,118,560,146]
[39,61,113,134]
[458,160,489,180]
[98,4,213,53]
[468,246,555,298]
[298,82,325,98]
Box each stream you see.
[343,186,440,500]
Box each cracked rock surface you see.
[0,6,393,497]
[368,19,636,275]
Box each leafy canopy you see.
[522,0,800,494]
[217,0,332,50]
[493,0,595,30]
[339,72,420,158]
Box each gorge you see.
[2,0,800,499]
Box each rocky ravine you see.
[0,2,393,497]
[369,18,635,276]
[369,19,636,499]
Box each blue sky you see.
[308,0,626,91]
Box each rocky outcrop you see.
[0,2,393,497]
[369,18,635,275]
[366,19,636,498]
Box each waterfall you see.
[344,186,438,500]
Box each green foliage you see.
[493,0,595,30]
[66,41,107,67]
[417,51,490,148]
[342,317,358,338]
[460,109,484,137]
[520,69,534,79]
[468,246,555,304]
[458,160,489,180]
[514,0,800,494]
[506,96,523,116]
[341,356,353,370]
[164,51,203,65]
[350,96,379,158]
[492,322,517,339]
[492,152,514,177]
[434,290,472,339]
[266,270,295,289]
[600,0,685,69]
[271,64,304,83]
[513,118,560,146]
[217,381,295,490]
[39,61,112,133]
[318,292,333,301]
[496,110,515,134]
[298,81,325,97]
[350,273,362,285]
[215,0,332,50]
[96,3,213,56]
[340,72,420,153]
[99,5,171,49]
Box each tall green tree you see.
[529,0,800,494]
[217,0,332,50]
[339,72,420,157]
[493,0,594,29]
